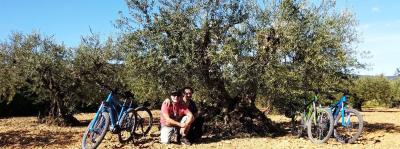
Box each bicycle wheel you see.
[82,112,110,149]
[307,107,334,144]
[133,107,153,137]
[333,108,363,144]
[117,109,136,143]
[291,113,305,137]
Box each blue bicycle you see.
[81,92,153,149]
[330,94,363,144]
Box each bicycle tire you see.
[133,107,153,137]
[117,108,136,143]
[82,112,110,149]
[307,107,334,144]
[333,108,363,144]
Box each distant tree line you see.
[350,75,400,111]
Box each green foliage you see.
[351,76,392,108]
[390,78,400,107]
[74,35,121,100]
[111,1,366,135]
[0,33,98,121]
[31,38,81,117]
[114,0,363,111]
[256,0,362,108]
[118,0,258,102]
[0,32,40,103]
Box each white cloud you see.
[358,21,400,33]
[364,34,400,43]
[356,24,372,33]
[371,7,380,12]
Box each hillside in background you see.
[387,76,400,80]
[358,75,399,80]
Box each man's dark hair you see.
[182,86,194,93]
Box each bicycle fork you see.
[89,103,105,132]
[89,93,113,132]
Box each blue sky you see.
[0,0,399,75]
[0,0,127,46]
[336,0,400,76]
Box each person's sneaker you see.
[180,137,191,145]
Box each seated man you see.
[160,90,194,145]
[181,86,204,142]
[163,87,204,143]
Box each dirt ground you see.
[0,108,399,149]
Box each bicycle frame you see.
[291,96,318,128]
[302,96,318,121]
[89,92,132,131]
[331,95,350,126]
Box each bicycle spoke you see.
[334,108,363,143]
[117,109,136,143]
[307,107,334,144]
[82,112,110,149]
[133,107,153,137]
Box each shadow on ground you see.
[362,109,400,113]
[76,119,91,127]
[363,121,400,133]
[0,130,79,148]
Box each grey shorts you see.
[160,116,188,144]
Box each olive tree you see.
[0,33,83,125]
[114,0,362,136]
